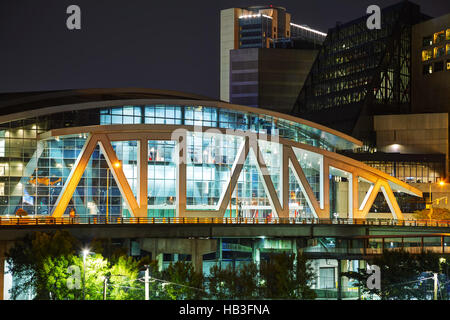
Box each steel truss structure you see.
[47,125,421,220]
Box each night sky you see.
[0,0,449,99]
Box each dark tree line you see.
[6,231,317,300]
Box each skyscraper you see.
[220,5,326,108]
[291,1,429,144]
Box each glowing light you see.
[239,13,273,20]
[439,180,445,186]
[82,249,90,259]
[114,161,121,168]
[290,22,327,37]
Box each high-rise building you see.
[220,5,326,109]
[411,12,450,114]
[290,1,450,212]
[291,1,429,143]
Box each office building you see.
[220,5,326,110]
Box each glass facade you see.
[294,2,424,114]
[363,160,443,183]
[0,102,363,218]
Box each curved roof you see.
[0,88,213,113]
[0,88,362,150]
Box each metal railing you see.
[0,216,449,227]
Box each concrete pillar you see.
[337,259,342,300]
[156,253,164,272]
[191,240,203,273]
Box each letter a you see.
[366,265,381,290]
[366,5,381,30]
[66,5,81,30]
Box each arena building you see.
[0,88,421,222]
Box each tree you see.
[295,252,317,300]
[207,264,235,299]
[6,230,81,300]
[7,231,143,300]
[259,252,298,299]
[107,255,141,300]
[160,261,205,300]
[234,262,259,299]
[343,249,447,300]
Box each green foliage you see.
[295,253,317,299]
[7,232,316,300]
[207,252,316,300]
[207,262,259,300]
[207,264,234,299]
[259,252,316,299]
[7,232,143,300]
[107,255,141,300]
[260,252,297,299]
[160,261,205,300]
[6,230,81,300]
[343,249,447,300]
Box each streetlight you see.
[82,248,89,300]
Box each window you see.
[422,35,432,47]
[434,46,445,59]
[447,60,450,71]
[320,267,335,289]
[434,30,445,44]
[422,49,432,61]
[447,44,450,55]
[423,64,432,75]
[447,29,450,40]
[0,139,5,157]
[434,61,444,72]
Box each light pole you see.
[433,272,438,300]
[144,265,150,301]
[82,249,89,300]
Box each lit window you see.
[0,139,5,157]
[434,30,445,44]
[0,182,4,196]
[422,35,432,47]
[422,49,432,61]
[447,60,450,71]
[434,46,445,58]
[423,64,432,75]
[447,29,450,40]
